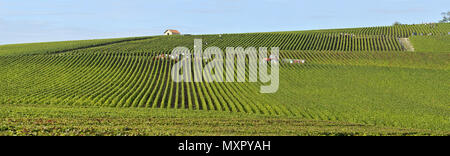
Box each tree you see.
[439,11,450,23]
[393,21,402,26]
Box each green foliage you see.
[0,37,152,56]
[393,21,402,26]
[57,23,448,55]
[0,23,449,135]
[0,105,446,136]
[275,23,450,38]
[1,51,448,132]
[410,35,450,53]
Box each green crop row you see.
[0,37,152,56]
[0,23,449,133]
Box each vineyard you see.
[410,35,450,53]
[281,23,450,37]
[0,23,449,135]
[0,36,152,56]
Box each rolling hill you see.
[0,23,449,136]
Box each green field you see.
[410,35,450,53]
[1,104,445,136]
[0,36,152,56]
[0,23,449,136]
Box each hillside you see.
[0,37,152,56]
[410,35,450,53]
[0,24,449,135]
[1,104,445,136]
[1,23,449,56]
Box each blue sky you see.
[0,0,448,44]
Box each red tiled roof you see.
[166,29,180,34]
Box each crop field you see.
[1,104,445,136]
[0,36,152,56]
[0,23,449,136]
[410,35,450,53]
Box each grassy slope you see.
[1,104,445,136]
[275,23,450,36]
[268,65,449,130]
[410,35,450,53]
[0,24,449,136]
[0,37,151,56]
[1,51,448,133]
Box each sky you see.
[0,0,448,45]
